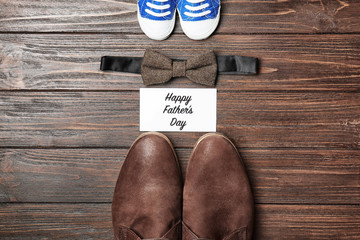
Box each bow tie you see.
[100,49,258,86]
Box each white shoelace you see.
[184,0,211,17]
[145,0,171,17]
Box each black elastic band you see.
[100,56,142,74]
[216,55,258,75]
[100,55,258,75]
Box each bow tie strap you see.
[100,50,258,86]
[217,55,258,75]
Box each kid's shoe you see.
[137,0,177,40]
[177,0,220,40]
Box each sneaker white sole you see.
[179,7,220,40]
[137,6,176,41]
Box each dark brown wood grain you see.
[0,203,112,239]
[0,34,360,91]
[0,0,359,237]
[0,0,359,34]
[0,203,359,239]
[0,148,359,204]
[0,91,359,148]
[255,204,360,240]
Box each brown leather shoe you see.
[112,132,182,240]
[183,133,254,240]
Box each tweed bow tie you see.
[100,49,258,86]
[141,50,217,86]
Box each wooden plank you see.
[0,148,359,204]
[0,203,112,239]
[0,203,359,239]
[0,91,359,148]
[255,204,360,240]
[0,34,360,91]
[0,0,359,34]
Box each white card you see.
[140,88,217,132]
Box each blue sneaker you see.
[137,0,177,40]
[177,0,220,40]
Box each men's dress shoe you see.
[112,132,182,240]
[183,133,254,240]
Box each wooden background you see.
[0,0,359,239]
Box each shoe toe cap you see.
[138,14,175,40]
[180,14,220,40]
